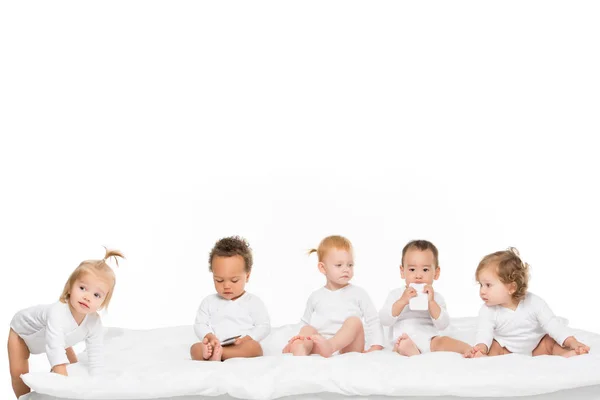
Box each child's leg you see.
[7,329,30,398]
[66,347,78,364]
[532,334,577,358]
[190,339,214,361]
[222,339,263,360]
[430,336,471,354]
[339,318,365,354]
[487,339,511,356]
[282,325,318,356]
[393,333,420,357]
[311,316,363,357]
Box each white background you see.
[1,1,599,398]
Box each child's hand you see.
[234,335,252,346]
[564,336,590,355]
[423,284,435,302]
[364,345,383,353]
[399,286,418,305]
[51,364,68,376]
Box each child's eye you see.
[335,264,342,267]
[94,293,102,299]
[486,284,491,288]
[423,269,429,272]
[348,264,354,268]
[79,286,86,291]
[215,279,223,283]
[409,268,415,272]
[232,279,239,283]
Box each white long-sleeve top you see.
[194,292,271,342]
[379,288,450,346]
[300,284,384,349]
[10,302,103,375]
[475,292,573,355]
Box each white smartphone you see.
[220,335,242,346]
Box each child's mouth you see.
[78,302,89,309]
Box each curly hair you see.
[401,240,440,268]
[476,247,529,301]
[209,236,253,273]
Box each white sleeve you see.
[300,293,315,326]
[359,288,384,347]
[45,305,69,368]
[246,297,271,342]
[431,293,450,331]
[474,305,495,349]
[85,316,104,376]
[378,289,401,327]
[533,295,572,346]
[193,297,214,340]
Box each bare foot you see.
[561,349,579,358]
[464,348,487,358]
[310,334,335,358]
[394,333,421,357]
[201,339,213,360]
[282,336,305,353]
[209,344,223,361]
[576,347,590,355]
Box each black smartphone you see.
[220,335,242,346]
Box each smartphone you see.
[220,335,242,346]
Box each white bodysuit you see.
[475,292,572,355]
[379,288,450,353]
[194,292,271,342]
[10,302,103,375]
[301,284,384,349]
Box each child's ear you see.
[399,265,405,279]
[509,282,517,294]
[434,266,441,280]
[246,272,251,282]
[317,262,327,275]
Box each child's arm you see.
[84,316,104,376]
[193,297,215,342]
[473,305,495,354]
[425,288,449,331]
[245,296,271,342]
[300,293,316,326]
[359,288,385,351]
[378,288,412,326]
[45,305,70,375]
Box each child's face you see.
[477,266,516,307]
[68,273,110,318]
[400,248,440,285]
[211,255,249,301]
[318,248,354,288]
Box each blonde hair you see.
[308,235,353,261]
[476,247,529,301]
[59,247,124,310]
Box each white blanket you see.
[21,318,600,399]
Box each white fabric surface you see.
[21,318,600,400]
